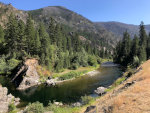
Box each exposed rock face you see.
[94,86,106,95]
[84,106,97,113]
[0,85,20,113]
[11,58,40,90]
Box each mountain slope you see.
[28,6,119,48]
[96,22,150,38]
[0,3,119,49]
[0,3,28,26]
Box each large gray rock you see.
[45,79,56,86]
[94,86,106,95]
[11,59,41,90]
[0,86,20,113]
[84,106,97,113]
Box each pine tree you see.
[131,35,139,57]
[146,33,150,59]
[139,21,147,48]
[48,17,55,44]
[25,15,35,54]
[17,20,27,57]
[121,31,131,65]
[5,13,19,55]
[34,30,41,55]
[138,46,147,63]
[0,25,4,43]
[54,24,62,48]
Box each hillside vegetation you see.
[82,59,150,113]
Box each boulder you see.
[45,79,56,86]
[0,86,20,113]
[84,106,97,113]
[54,102,63,106]
[94,86,106,95]
[11,58,41,90]
[72,102,82,107]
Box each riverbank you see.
[80,60,150,113]
[48,59,112,85]
[50,65,100,84]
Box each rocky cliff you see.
[11,58,40,90]
[0,85,20,113]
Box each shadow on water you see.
[0,62,122,106]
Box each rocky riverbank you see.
[0,85,20,113]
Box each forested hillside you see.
[114,22,150,67]
[0,2,117,73]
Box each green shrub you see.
[46,102,79,113]
[88,56,97,66]
[24,102,44,113]
[8,102,17,113]
[7,58,20,71]
[81,95,93,105]
[58,70,88,80]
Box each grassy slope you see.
[80,60,150,113]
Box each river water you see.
[0,62,122,106]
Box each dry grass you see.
[80,60,150,113]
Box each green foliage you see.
[81,95,93,105]
[46,102,79,113]
[114,22,149,67]
[7,58,20,71]
[1,14,104,73]
[8,102,17,113]
[0,25,4,43]
[0,56,20,74]
[0,56,7,73]
[24,102,44,113]
[59,70,88,80]
[132,56,140,68]
[88,55,97,66]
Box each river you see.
[0,62,122,106]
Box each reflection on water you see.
[0,62,122,106]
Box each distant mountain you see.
[28,6,119,47]
[95,22,150,38]
[0,3,118,49]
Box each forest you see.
[0,13,110,74]
[114,22,150,68]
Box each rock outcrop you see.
[0,85,20,113]
[94,86,106,95]
[11,58,40,90]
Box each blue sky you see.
[1,0,150,25]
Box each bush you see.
[24,102,44,113]
[46,102,79,113]
[81,95,93,105]
[7,58,20,71]
[88,56,97,66]
[58,70,88,80]
[69,63,79,70]
[8,102,17,113]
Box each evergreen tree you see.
[17,20,27,57]
[121,31,131,65]
[48,17,55,44]
[139,21,147,48]
[34,30,41,55]
[5,13,19,56]
[146,33,150,58]
[131,35,139,57]
[138,46,147,63]
[0,25,4,43]
[25,15,35,54]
